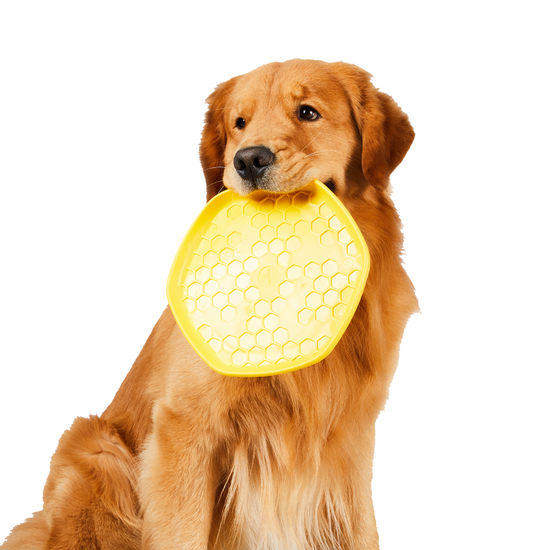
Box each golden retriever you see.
[2,59,417,550]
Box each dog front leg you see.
[351,424,380,550]
[139,404,218,550]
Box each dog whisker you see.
[206,179,224,188]
[299,128,325,155]
[304,150,341,158]
[210,105,238,111]
[203,166,226,172]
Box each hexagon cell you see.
[221,305,236,321]
[249,346,264,363]
[331,273,347,289]
[266,344,281,360]
[293,192,310,207]
[256,330,271,347]
[183,270,194,285]
[341,287,354,304]
[269,239,284,255]
[305,262,320,278]
[300,339,315,354]
[239,333,255,350]
[349,270,361,285]
[328,215,343,230]
[286,235,301,251]
[228,289,244,305]
[211,263,226,279]
[320,230,336,247]
[283,341,299,359]
[347,242,358,256]
[268,211,283,225]
[222,335,238,352]
[243,202,258,216]
[334,304,346,319]
[227,231,242,247]
[228,260,243,276]
[219,248,234,263]
[208,338,221,352]
[276,195,292,209]
[264,314,279,330]
[276,222,292,238]
[294,220,309,235]
[198,325,212,340]
[227,204,242,220]
[311,217,328,234]
[203,251,218,267]
[314,276,329,292]
[338,228,352,244]
[247,316,262,333]
[251,213,267,228]
[271,297,286,313]
[260,198,275,212]
[322,259,337,275]
[184,299,195,313]
[236,273,251,288]
[203,279,218,296]
[244,256,259,272]
[323,289,339,306]
[196,296,211,311]
[285,207,300,222]
[273,327,288,344]
[260,225,276,241]
[277,251,291,267]
[298,308,313,325]
[279,281,294,297]
[211,235,226,251]
[287,265,301,280]
[306,292,322,309]
[252,241,268,257]
[317,335,330,350]
[212,292,227,308]
[319,203,332,218]
[196,267,210,282]
[245,287,260,302]
[232,350,247,366]
[188,282,201,298]
[315,306,331,322]
[254,300,270,316]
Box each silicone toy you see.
[166,180,370,377]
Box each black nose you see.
[233,146,274,183]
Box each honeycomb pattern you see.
[170,180,369,375]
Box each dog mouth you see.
[323,180,335,193]
[218,180,336,194]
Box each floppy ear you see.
[334,63,415,190]
[199,77,239,201]
[361,90,415,190]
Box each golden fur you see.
[2,59,417,550]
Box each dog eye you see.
[298,105,320,121]
[236,117,246,129]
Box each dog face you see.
[200,59,415,200]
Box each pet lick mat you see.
[167,179,369,377]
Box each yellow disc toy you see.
[167,180,370,377]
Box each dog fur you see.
[2,59,417,550]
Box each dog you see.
[2,59,417,550]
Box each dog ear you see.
[199,77,239,201]
[361,90,415,190]
[334,63,415,190]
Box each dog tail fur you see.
[2,415,141,550]
[1,512,48,550]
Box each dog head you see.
[200,59,414,200]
